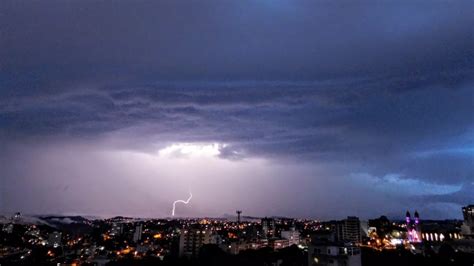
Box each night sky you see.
[1,0,473,219]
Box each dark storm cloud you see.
[2,81,472,182]
[1,0,473,217]
[2,0,473,82]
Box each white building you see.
[308,243,361,266]
[224,239,269,255]
[281,230,300,246]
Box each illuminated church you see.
[406,211,422,243]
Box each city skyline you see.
[1,205,473,265]
[1,0,474,220]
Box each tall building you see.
[406,211,422,243]
[461,205,474,238]
[179,229,212,257]
[133,224,143,242]
[335,216,361,244]
[261,218,275,238]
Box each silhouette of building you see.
[335,216,361,243]
[461,205,474,239]
[368,215,391,235]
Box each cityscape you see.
[1,0,474,265]
[1,206,474,265]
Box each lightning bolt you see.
[171,191,193,217]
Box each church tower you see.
[406,210,422,243]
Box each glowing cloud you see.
[159,143,223,158]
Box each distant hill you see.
[0,215,93,234]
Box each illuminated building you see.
[406,211,422,243]
[421,232,447,242]
[335,216,362,244]
[261,218,275,238]
[110,223,124,236]
[281,229,301,246]
[270,238,290,250]
[179,229,212,257]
